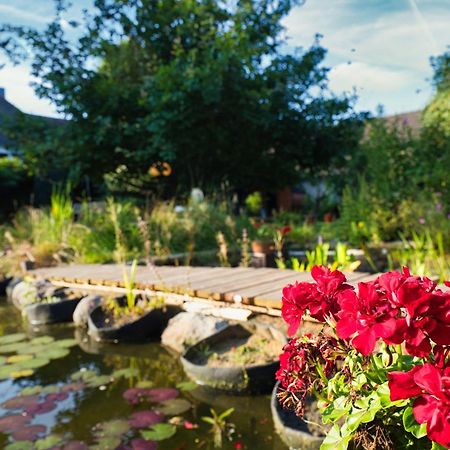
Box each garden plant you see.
[276,265,450,450]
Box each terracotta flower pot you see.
[251,240,274,254]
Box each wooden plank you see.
[204,269,306,301]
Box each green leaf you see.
[111,367,139,379]
[5,442,34,450]
[30,336,54,345]
[141,423,177,441]
[320,424,352,450]
[218,407,235,420]
[403,407,427,438]
[176,380,197,391]
[0,333,27,345]
[431,442,448,450]
[156,398,191,415]
[35,435,63,450]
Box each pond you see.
[0,300,289,449]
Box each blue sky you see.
[0,0,448,118]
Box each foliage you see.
[0,0,364,197]
[388,231,449,283]
[290,241,360,272]
[201,407,235,448]
[245,192,263,215]
[277,266,450,450]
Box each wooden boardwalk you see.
[28,264,379,311]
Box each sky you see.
[0,0,448,118]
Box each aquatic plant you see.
[202,407,235,448]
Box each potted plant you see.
[87,260,180,342]
[251,223,275,254]
[275,265,450,450]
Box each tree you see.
[1,0,365,198]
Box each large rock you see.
[161,312,229,354]
[73,295,103,327]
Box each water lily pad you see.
[90,437,122,450]
[71,368,97,381]
[130,439,157,450]
[5,442,34,450]
[12,424,46,440]
[35,434,64,450]
[16,344,50,355]
[41,385,61,394]
[129,410,165,428]
[0,364,22,379]
[176,381,198,391]
[0,356,6,365]
[30,336,54,345]
[46,391,69,402]
[95,419,129,437]
[155,398,191,416]
[141,423,176,441]
[111,367,139,379]
[10,369,34,379]
[7,354,33,364]
[61,382,85,392]
[0,414,31,432]
[55,338,78,348]
[86,375,112,388]
[0,342,30,354]
[20,386,43,396]
[2,394,40,409]
[45,347,70,360]
[25,399,57,415]
[17,357,50,370]
[146,388,179,403]
[0,333,27,345]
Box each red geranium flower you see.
[281,266,353,336]
[336,282,397,355]
[388,363,450,448]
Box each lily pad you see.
[17,358,50,370]
[7,354,33,364]
[0,414,31,432]
[0,364,22,379]
[30,336,54,345]
[90,437,122,450]
[0,356,6,365]
[130,439,157,450]
[25,399,57,415]
[5,442,34,450]
[176,381,198,391]
[111,367,139,379]
[71,368,97,381]
[2,394,40,409]
[155,398,191,416]
[46,392,69,402]
[20,386,43,396]
[86,375,112,388]
[41,385,61,394]
[55,338,78,348]
[141,423,176,441]
[146,388,179,403]
[10,369,34,379]
[129,410,165,428]
[95,419,129,437]
[35,434,64,450]
[12,424,46,440]
[0,342,30,354]
[61,382,85,392]
[45,347,70,360]
[0,333,27,345]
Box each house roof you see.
[0,90,66,150]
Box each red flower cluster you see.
[282,266,450,358]
[281,266,353,335]
[276,334,342,416]
[389,364,450,448]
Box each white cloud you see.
[0,63,60,118]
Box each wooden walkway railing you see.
[28,264,379,311]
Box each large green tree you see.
[1,0,364,197]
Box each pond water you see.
[0,300,289,450]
